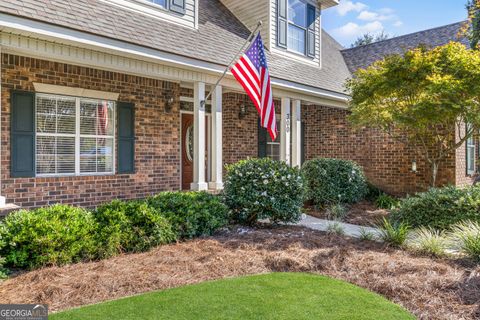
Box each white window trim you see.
[35,94,116,177]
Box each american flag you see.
[231,34,277,140]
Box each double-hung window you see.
[278,0,316,57]
[466,123,476,175]
[287,0,307,55]
[146,0,167,9]
[36,94,115,176]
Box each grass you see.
[378,218,410,247]
[51,273,414,320]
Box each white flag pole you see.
[202,21,263,106]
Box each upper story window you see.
[277,0,317,58]
[147,0,167,8]
[287,0,307,55]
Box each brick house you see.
[0,0,471,210]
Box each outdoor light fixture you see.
[239,104,247,119]
[165,96,174,113]
[412,160,417,173]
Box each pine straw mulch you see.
[0,226,479,319]
[305,201,390,226]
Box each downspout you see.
[0,45,5,207]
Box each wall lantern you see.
[239,104,247,119]
[411,160,417,173]
[165,96,174,113]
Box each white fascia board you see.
[0,13,349,106]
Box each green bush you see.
[0,205,97,269]
[392,185,480,230]
[94,200,176,257]
[377,218,410,247]
[375,193,399,210]
[224,158,304,225]
[448,221,480,261]
[147,192,228,239]
[302,158,368,206]
[325,203,349,221]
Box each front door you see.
[181,114,194,190]
[181,113,209,190]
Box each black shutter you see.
[307,5,316,58]
[301,121,306,165]
[117,102,135,174]
[277,0,287,48]
[170,0,185,14]
[11,91,35,178]
[258,118,267,158]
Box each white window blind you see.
[36,94,115,176]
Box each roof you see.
[341,21,469,73]
[0,0,351,95]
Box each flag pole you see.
[202,20,263,106]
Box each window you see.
[146,0,166,8]
[466,123,476,175]
[287,0,307,55]
[36,94,115,176]
[277,0,315,57]
[266,119,281,161]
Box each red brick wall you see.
[1,54,181,208]
[455,122,476,187]
[302,104,456,195]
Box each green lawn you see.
[51,273,414,320]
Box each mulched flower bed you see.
[305,201,390,226]
[0,226,478,319]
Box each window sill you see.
[271,47,319,67]
[36,172,116,178]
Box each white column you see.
[191,82,208,191]
[280,97,291,165]
[208,85,223,190]
[291,99,302,167]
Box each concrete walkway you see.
[296,214,383,240]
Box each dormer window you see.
[277,0,316,58]
[148,0,167,9]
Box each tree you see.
[465,0,480,49]
[350,31,390,48]
[346,42,480,186]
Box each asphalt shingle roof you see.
[341,21,469,73]
[0,0,351,95]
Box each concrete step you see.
[0,203,21,217]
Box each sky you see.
[323,0,468,47]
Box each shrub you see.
[325,203,348,221]
[378,218,410,247]
[302,158,368,206]
[147,192,228,239]
[375,193,399,210]
[448,221,480,261]
[0,205,97,269]
[0,256,6,279]
[406,227,448,257]
[224,158,304,225]
[359,227,375,241]
[392,185,480,230]
[365,182,383,201]
[94,200,176,257]
[326,221,345,235]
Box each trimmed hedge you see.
[93,200,176,258]
[147,192,229,239]
[224,158,304,225]
[0,205,97,269]
[302,158,368,206]
[0,191,230,270]
[392,185,480,230]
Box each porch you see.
[179,82,304,192]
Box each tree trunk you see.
[431,162,439,187]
